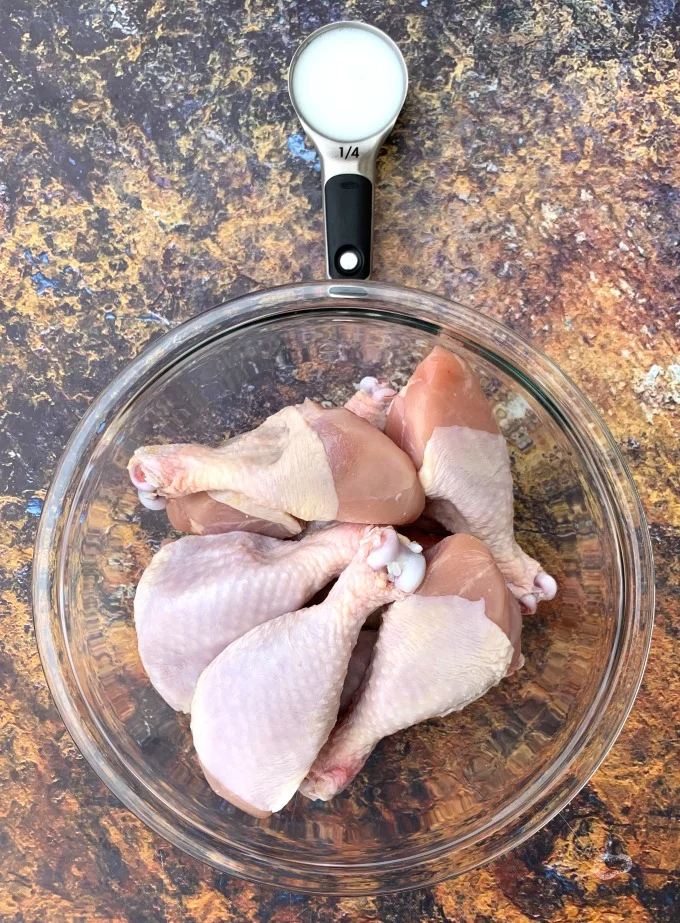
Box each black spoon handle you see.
[324,174,373,280]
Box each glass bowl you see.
[33,281,654,894]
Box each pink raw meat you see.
[190,527,426,816]
[385,346,556,610]
[301,533,522,802]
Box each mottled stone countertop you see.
[1,1,678,920]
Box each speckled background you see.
[1,0,678,920]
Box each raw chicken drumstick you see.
[135,379,398,537]
[190,527,426,817]
[300,533,522,802]
[385,346,557,611]
[134,522,367,713]
[129,398,423,532]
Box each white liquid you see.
[291,26,406,142]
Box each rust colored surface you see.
[0,1,678,920]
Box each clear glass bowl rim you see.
[32,280,654,894]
